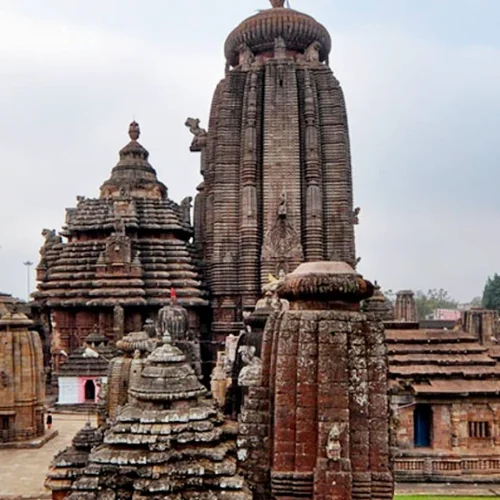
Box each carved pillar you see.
[302,69,324,261]
[113,305,125,340]
[240,70,261,309]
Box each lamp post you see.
[23,261,33,301]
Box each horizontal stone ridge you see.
[387,327,500,393]
[34,238,207,307]
[224,7,331,66]
[62,198,192,235]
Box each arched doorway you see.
[84,379,96,402]
[414,404,432,447]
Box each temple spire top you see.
[128,121,140,141]
[270,0,285,8]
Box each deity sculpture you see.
[326,422,345,461]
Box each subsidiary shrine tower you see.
[33,123,208,359]
[190,0,358,341]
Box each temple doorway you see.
[414,404,433,447]
[84,379,96,402]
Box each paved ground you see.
[1,417,499,499]
[0,413,96,500]
[396,482,500,497]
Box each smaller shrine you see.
[57,329,116,407]
[385,289,500,484]
[237,262,394,500]
[0,309,46,443]
[45,422,103,500]
[62,329,252,499]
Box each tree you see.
[470,296,482,307]
[482,274,500,311]
[414,288,459,320]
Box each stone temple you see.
[42,2,396,499]
[188,0,359,343]
[33,122,208,372]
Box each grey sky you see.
[0,0,499,302]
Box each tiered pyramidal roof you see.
[34,122,207,309]
[67,336,252,499]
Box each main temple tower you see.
[188,0,357,341]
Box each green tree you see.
[482,274,500,310]
[470,296,482,307]
[414,288,459,320]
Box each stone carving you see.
[119,185,131,198]
[238,44,255,70]
[304,41,321,63]
[238,346,262,387]
[278,190,287,217]
[326,422,345,461]
[270,0,285,7]
[156,289,202,379]
[352,206,361,224]
[185,117,208,150]
[262,218,303,262]
[41,228,62,248]
[113,214,126,235]
[211,351,230,407]
[180,196,192,225]
[128,120,140,141]
[157,289,188,342]
[0,371,9,388]
[274,36,287,59]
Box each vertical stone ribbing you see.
[204,80,225,286]
[261,60,303,280]
[315,67,356,266]
[239,70,263,310]
[211,73,246,343]
[300,69,324,261]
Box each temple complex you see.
[32,122,208,370]
[188,0,359,343]
[384,290,500,483]
[0,309,46,444]
[40,2,397,499]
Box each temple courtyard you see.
[0,413,498,500]
[0,413,96,500]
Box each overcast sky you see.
[0,0,499,302]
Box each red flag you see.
[170,288,178,303]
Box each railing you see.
[395,456,500,478]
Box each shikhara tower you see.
[189,0,358,342]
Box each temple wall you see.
[58,377,79,405]
[394,398,500,482]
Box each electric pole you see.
[23,261,33,301]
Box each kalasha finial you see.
[128,121,140,141]
[270,0,285,7]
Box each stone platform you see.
[0,429,58,450]
[396,482,500,497]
